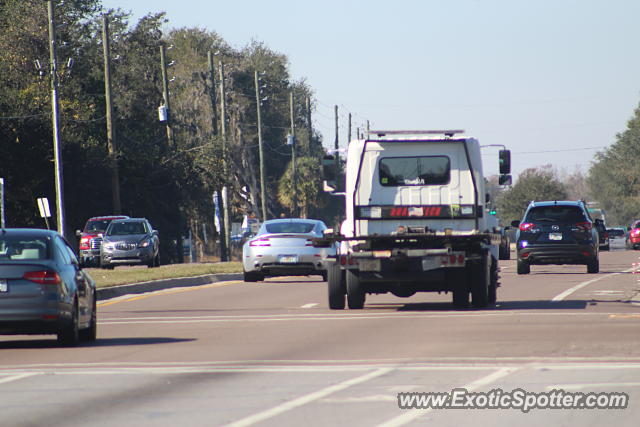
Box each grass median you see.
[86,262,243,288]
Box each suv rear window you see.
[379,156,450,186]
[525,206,587,223]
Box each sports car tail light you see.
[519,222,536,232]
[249,238,271,247]
[23,270,61,285]
[575,221,592,231]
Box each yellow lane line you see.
[97,280,243,307]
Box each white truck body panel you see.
[344,136,489,238]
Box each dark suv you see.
[511,201,599,275]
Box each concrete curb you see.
[96,273,243,301]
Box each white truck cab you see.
[320,130,511,310]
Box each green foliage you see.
[587,104,640,226]
[278,156,323,218]
[497,167,568,223]
[0,0,331,264]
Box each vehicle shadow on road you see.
[0,337,195,349]
[378,299,589,312]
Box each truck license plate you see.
[359,259,381,272]
[0,279,7,292]
[278,255,298,263]
[549,233,562,241]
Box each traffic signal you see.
[499,150,511,174]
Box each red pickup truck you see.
[76,215,129,267]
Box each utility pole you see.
[347,113,352,144]
[290,92,297,217]
[207,51,218,135]
[219,61,231,260]
[102,15,121,214]
[0,178,5,228]
[208,52,227,261]
[334,105,339,186]
[254,70,267,222]
[47,1,66,238]
[366,120,370,137]
[306,96,312,156]
[159,43,174,146]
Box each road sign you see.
[37,198,51,218]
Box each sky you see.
[101,0,640,179]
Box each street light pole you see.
[219,61,231,260]
[289,92,297,217]
[47,0,66,237]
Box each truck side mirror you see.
[499,150,511,174]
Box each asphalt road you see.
[1,247,640,426]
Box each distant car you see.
[76,215,129,267]
[594,219,609,251]
[627,221,640,249]
[242,218,337,282]
[607,227,626,249]
[512,200,599,274]
[99,218,160,269]
[0,228,97,345]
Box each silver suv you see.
[99,218,160,269]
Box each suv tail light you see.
[575,221,592,231]
[519,222,536,232]
[23,270,61,285]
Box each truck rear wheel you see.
[471,251,490,308]
[327,265,345,309]
[452,289,469,308]
[488,257,498,304]
[346,270,365,309]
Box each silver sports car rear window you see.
[265,222,315,234]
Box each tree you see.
[278,156,323,218]
[497,166,568,224]
[587,103,640,226]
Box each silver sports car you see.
[242,218,336,282]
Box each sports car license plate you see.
[278,255,298,263]
[549,233,563,241]
[0,279,7,292]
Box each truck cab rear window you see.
[379,156,450,186]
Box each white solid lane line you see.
[551,267,636,301]
[377,367,518,427]
[224,367,393,427]
[0,373,39,385]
